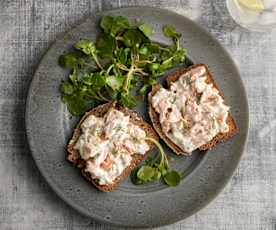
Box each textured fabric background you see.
[0,0,275,229]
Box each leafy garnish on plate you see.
[131,137,182,187]
[58,15,187,116]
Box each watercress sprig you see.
[131,137,181,186]
[59,16,187,116]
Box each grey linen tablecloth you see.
[0,0,275,229]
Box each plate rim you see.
[25,6,249,228]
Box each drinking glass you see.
[227,0,276,31]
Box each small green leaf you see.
[61,94,87,116]
[100,16,114,34]
[148,63,160,71]
[123,29,142,47]
[162,25,181,39]
[78,58,85,68]
[148,77,157,85]
[168,44,177,53]
[148,43,160,53]
[58,54,76,68]
[100,16,130,35]
[115,48,129,65]
[111,16,130,35]
[139,46,149,55]
[138,84,148,95]
[137,166,156,181]
[82,74,94,86]
[60,81,74,95]
[105,87,119,100]
[118,91,137,108]
[86,73,106,89]
[163,170,181,186]
[69,69,78,84]
[96,33,116,58]
[151,170,161,180]
[131,167,145,185]
[58,51,83,68]
[114,16,130,28]
[139,77,157,95]
[160,50,173,61]
[138,23,153,38]
[79,84,88,93]
[106,75,124,90]
[173,48,186,63]
[74,39,96,56]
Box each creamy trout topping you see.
[74,108,149,185]
[151,66,230,153]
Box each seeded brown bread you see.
[149,64,238,156]
[67,102,158,192]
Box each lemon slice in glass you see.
[238,0,265,11]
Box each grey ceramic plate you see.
[25,7,249,228]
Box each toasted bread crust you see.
[149,64,238,155]
[67,102,158,192]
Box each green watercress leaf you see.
[151,169,161,180]
[163,170,181,186]
[58,51,84,69]
[118,91,137,108]
[96,33,116,59]
[123,29,142,47]
[173,48,186,63]
[137,166,156,181]
[60,81,74,95]
[138,45,149,55]
[69,69,78,85]
[138,84,148,95]
[106,75,124,90]
[115,48,130,65]
[139,77,156,95]
[147,43,160,53]
[74,39,96,55]
[100,16,114,34]
[162,25,181,39]
[111,16,130,35]
[124,28,149,47]
[61,94,87,116]
[131,167,145,185]
[86,72,106,89]
[100,16,130,36]
[105,87,119,100]
[138,23,153,38]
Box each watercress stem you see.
[123,64,134,91]
[115,36,124,41]
[176,39,180,51]
[162,56,174,65]
[123,54,135,91]
[91,53,103,70]
[106,64,114,75]
[117,63,130,72]
[134,68,149,76]
[83,62,97,69]
[86,93,103,101]
[144,137,166,168]
[97,91,109,101]
[135,59,154,64]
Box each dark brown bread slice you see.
[149,64,238,156]
[67,102,158,192]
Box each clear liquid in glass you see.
[227,0,276,31]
